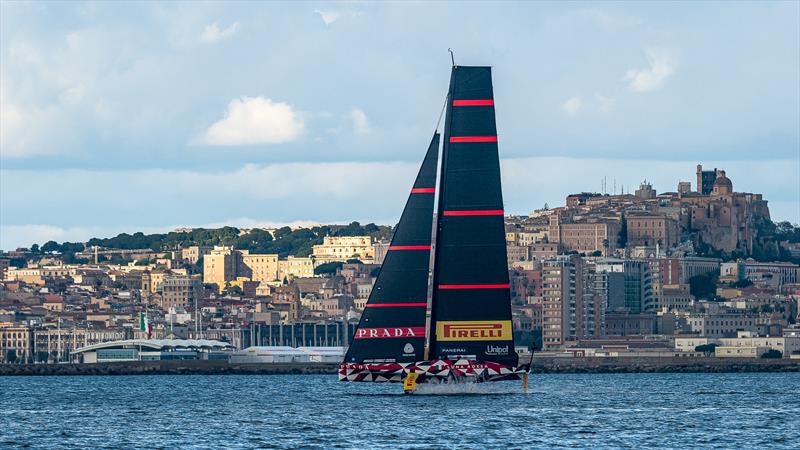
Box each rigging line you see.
[434,91,448,132]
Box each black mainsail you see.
[428,65,518,368]
[343,133,439,364]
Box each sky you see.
[1,1,799,250]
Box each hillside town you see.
[2,165,799,364]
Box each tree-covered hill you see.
[32,222,393,258]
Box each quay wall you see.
[1,357,798,376]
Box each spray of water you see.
[412,381,528,396]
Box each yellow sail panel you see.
[435,320,512,342]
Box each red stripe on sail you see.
[388,245,431,250]
[353,327,426,339]
[365,303,427,308]
[449,136,497,143]
[452,99,494,106]
[411,188,435,193]
[438,284,510,290]
[442,210,504,216]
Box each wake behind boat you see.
[339,62,530,392]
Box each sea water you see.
[1,372,798,448]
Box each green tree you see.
[9,257,27,268]
[695,343,718,356]
[61,242,85,253]
[314,261,343,276]
[30,244,40,254]
[222,283,243,296]
[729,279,752,288]
[761,349,782,359]
[41,240,60,253]
[689,273,718,299]
[617,214,628,248]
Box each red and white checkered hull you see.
[339,359,528,383]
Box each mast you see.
[429,65,518,367]
[343,133,440,364]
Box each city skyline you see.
[2,1,799,250]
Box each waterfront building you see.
[540,256,600,349]
[742,261,800,285]
[507,244,530,267]
[626,212,679,248]
[278,256,315,280]
[312,236,374,262]
[654,284,695,312]
[595,259,654,313]
[634,181,656,200]
[684,314,757,338]
[530,243,559,260]
[0,259,9,280]
[32,327,128,363]
[0,323,33,363]
[203,246,239,287]
[72,339,233,363]
[241,252,279,283]
[141,270,167,293]
[696,164,720,195]
[372,240,390,265]
[678,257,721,283]
[181,246,212,264]
[548,214,620,256]
[161,275,203,309]
[675,331,800,358]
[604,312,656,336]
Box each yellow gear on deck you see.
[403,372,419,394]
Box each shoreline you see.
[1,357,798,376]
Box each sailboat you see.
[339,63,529,389]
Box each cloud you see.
[313,9,362,25]
[200,22,239,43]
[200,96,305,145]
[561,96,582,115]
[594,93,616,113]
[4,157,796,250]
[350,107,370,134]
[313,10,341,25]
[624,48,678,92]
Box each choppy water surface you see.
[1,373,798,449]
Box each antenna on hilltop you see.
[448,48,455,67]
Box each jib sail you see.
[343,133,440,363]
[429,66,518,367]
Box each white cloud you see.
[314,10,341,25]
[4,157,796,250]
[594,93,616,113]
[624,48,678,92]
[200,22,239,43]
[350,107,370,134]
[313,9,363,25]
[200,96,305,146]
[561,96,582,115]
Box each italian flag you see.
[140,312,152,338]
